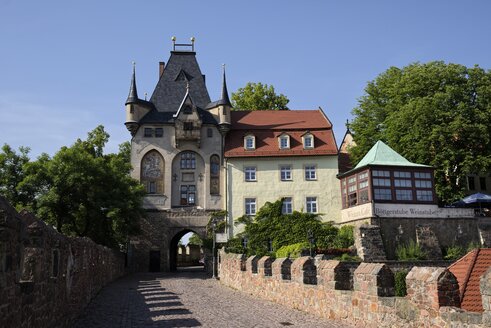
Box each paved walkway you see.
[73,268,352,328]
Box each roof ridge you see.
[460,248,480,302]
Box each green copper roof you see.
[354,140,431,169]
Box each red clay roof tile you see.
[225,110,337,158]
[448,248,491,313]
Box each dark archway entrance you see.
[169,229,205,272]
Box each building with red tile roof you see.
[448,248,491,312]
[224,108,342,227]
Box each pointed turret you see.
[217,64,232,134]
[125,62,139,105]
[217,65,232,106]
[124,62,151,136]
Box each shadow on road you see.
[73,271,209,327]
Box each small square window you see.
[282,197,293,214]
[245,198,256,215]
[305,165,316,180]
[155,128,163,137]
[304,136,314,149]
[306,197,317,213]
[245,136,255,150]
[207,128,213,138]
[280,165,292,181]
[144,128,153,137]
[279,136,289,149]
[245,167,256,181]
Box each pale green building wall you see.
[226,155,342,236]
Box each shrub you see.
[443,245,465,261]
[396,240,427,261]
[332,225,355,248]
[224,237,245,254]
[395,270,408,296]
[275,242,308,259]
[467,241,482,252]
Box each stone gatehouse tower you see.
[125,39,231,272]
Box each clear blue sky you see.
[1,0,491,158]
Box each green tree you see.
[231,82,289,110]
[350,62,491,203]
[2,126,145,248]
[188,233,203,246]
[0,144,32,209]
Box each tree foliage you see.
[350,62,491,203]
[226,199,339,257]
[231,82,289,110]
[188,233,203,246]
[0,126,145,248]
[0,144,32,209]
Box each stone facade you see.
[129,209,211,272]
[0,197,125,328]
[219,251,491,327]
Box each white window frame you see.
[306,197,318,213]
[304,165,317,181]
[244,135,255,150]
[278,134,290,149]
[282,197,293,214]
[245,198,257,216]
[280,165,292,181]
[244,166,257,182]
[303,133,314,149]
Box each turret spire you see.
[217,64,232,106]
[125,62,139,105]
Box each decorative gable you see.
[174,91,202,148]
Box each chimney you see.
[159,62,165,78]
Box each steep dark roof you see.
[140,107,217,125]
[125,64,139,105]
[150,51,211,112]
[216,67,231,106]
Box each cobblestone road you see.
[73,268,352,328]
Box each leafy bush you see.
[332,225,354,248]
[224,237,245,254]
[395,270,408,296]
[396,240,427,261]
[467,241,482,252]
[443,245,465,261]
[275,242,308,259]
[228,199,339,257]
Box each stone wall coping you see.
[406,266,446,282]
[353,262,388,275]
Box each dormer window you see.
[244,135,255,150]
[278,134,290,149]
[302,133,314,149]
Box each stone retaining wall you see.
[0,197,126,328]
[219,251,491,327]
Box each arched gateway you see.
[124,41,230,272]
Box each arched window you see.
[141,150,165,194]
[210,155,220,195]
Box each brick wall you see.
[219,251,491,327]
[0,197,126,328]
